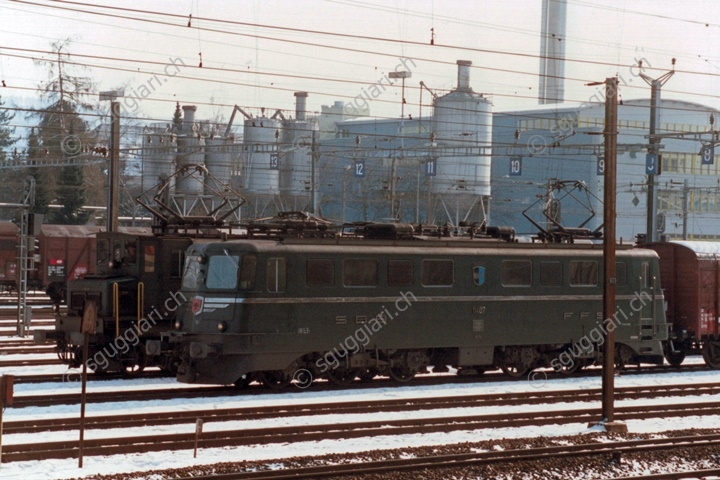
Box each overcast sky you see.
[2,0,720,129]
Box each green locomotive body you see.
[162,236,668,387]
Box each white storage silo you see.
[280,92,318,202]
[176,105,205,195]
[141,126,176,193]
[204,136,233,194]
[432,60,492,197]
[242,117,281,195]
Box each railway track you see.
[7,381,720,431]
[0,357,62,367]
[167,434,720,479]
[7,370,171,384]
[9,373,720,409]
[4,402,720,462]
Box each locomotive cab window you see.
[388,260,413,287]
[307,259,334,286]
[343,259,378,287]
[206,254,240,290]
[182,255,202,290]
[502,260,531,287]
[171,250,184,278]
[125,240,137,265]
[267,258,287,293]
[144,245,155,273]
[421,259,453,287]
[540,261,562,287]
[569,260,598,286]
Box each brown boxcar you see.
[0,222,19,291]
[646,241,720,368]
[35,224,103,302]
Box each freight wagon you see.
[646,241,720,368]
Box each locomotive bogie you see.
[167,239,669,386]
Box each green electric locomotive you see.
[156,222,668,387]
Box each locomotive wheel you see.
[664,345,686,368]
[554,357,585,376]
[615,344,636,369]
[499,346,536,378]
[388,366,415,383]
[702,341,720,369]
[234,374,252,389]
[123,351,147,375]
[259,370,293,389]
[326,367,357,385]
[356,368,378,383]
[500,364,530,378]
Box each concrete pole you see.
[107,101,121,232]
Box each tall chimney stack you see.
[182,105,197,132]
[456,60,472,91]
[294,91,308,121]
[538,0,567,104]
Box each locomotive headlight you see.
[217,321,228,332]
[174,319,183,330]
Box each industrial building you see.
[491,98,720,241]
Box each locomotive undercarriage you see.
[663,328,720,369]
[52,334,152,374]
[170,337,663,388]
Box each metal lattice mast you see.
[17,176,35,337]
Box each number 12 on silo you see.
[354,161,365,177]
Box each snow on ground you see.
[0,358,719,479]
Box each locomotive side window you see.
[239,254,257,289]
[640,261,650,288]
[206,255,240,290]
[501,260,531,286]
[144,245,155,273]
[307,259,334,286]
[170,250,185,278]
[569,260,598,286]
[343,259,378,287]
[473,265,486,286]
[422,259,453,286]
[267,258,287,293]
[540,261,562,287]
[388,260,413,287]
[616,261,627,286]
